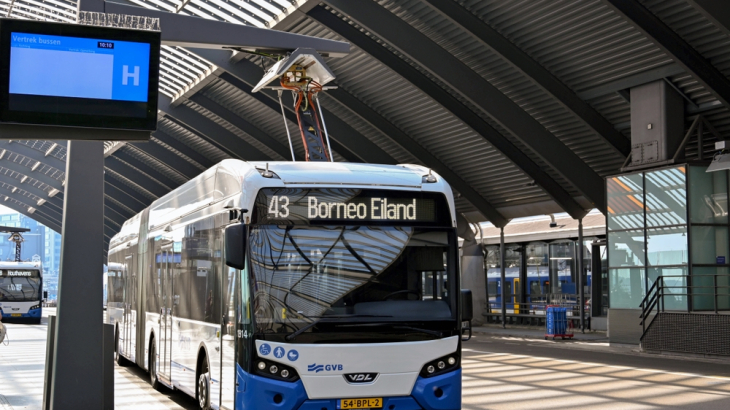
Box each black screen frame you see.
[0,19,160,131]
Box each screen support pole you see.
[48,141,106,409]
[500,227,506,328]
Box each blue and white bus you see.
[107,160,463,410]
[0,261,43,324]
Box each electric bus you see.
[0,261,43,324]
[107,159,462,410]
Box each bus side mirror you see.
[43,291,48,300]
[461,289,473,341]
[224,223,246,270]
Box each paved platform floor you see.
[0,309,196,410]
[3,309,730,409]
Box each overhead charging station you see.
[0,0,348,408]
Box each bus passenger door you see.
[124,255,133,360]
[220,266,237,409]
[160,246,173,382]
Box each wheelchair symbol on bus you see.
[259,343,271,356]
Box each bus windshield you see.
[0,269,41,302]
[249,225,456,337]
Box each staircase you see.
[640,275,730,356]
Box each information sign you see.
[0,19,160,132]
[254,188,450,226]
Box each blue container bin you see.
[546,307,568,337]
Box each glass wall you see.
[689,166,730,310]
[607,166,688,310]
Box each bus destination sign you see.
[254,188,449,226]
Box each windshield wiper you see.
[285,314,392,341]
[336,322,443,338]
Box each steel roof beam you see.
[102,0,350,57]
[0,172,63,211]
[188,48,393,164]
[309,6,590,218]
[0,156,64,196]
[603,0,730,111]
[111,150,179,190]
[686,0,730,39]
[159,95,273,162]
[0,187,62,221]
[152,130,215,169]
[423,0,629,157]
[105,156,168,198]
[0,141,65,174]
[187,93,299,161]
[0,196,62,232]
[321,1,604,212]
[327,87,508,227]
[132,138,204,179]
[104,174,152,211]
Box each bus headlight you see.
[254,356,299,382]
[29,304,40,311]
[420,352,460,378]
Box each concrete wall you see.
[461,247,486,326]
[608,308,649,344]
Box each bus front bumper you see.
[235,365,461,410]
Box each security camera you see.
[548,214,557,228]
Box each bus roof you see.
[0,261,42,270]
[110,160,456,249]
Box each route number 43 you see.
[268,196,290,218]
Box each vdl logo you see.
[307,363,343,373]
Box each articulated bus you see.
[0,261,43,324]
[107,160,463,410]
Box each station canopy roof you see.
[0,0,728,252]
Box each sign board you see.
[718,256,726,265]
[254,188,450,226]
[0,19,160,133]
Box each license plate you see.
[11,313,21,317]
[339,398,383,409]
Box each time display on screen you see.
[97,41,114,49]
[254,188,450,226]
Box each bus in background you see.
[0,261,43,324]
[107,159,463,410]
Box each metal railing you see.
[639,274,730,335]
[487,293,589,319]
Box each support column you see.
[49,141,105,409]
[578,218,585,333]
[500,227,506,328]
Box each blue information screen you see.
[9,32,150,102]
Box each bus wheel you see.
[197,355,211,410]
[149,339,162,391]
[115,328,128,367]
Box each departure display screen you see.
[0,19,160,131]
[253,188,451,226]
[9,33,150,102]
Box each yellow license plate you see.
[11,313,21,317]
[339,398,383,409]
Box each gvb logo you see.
[307,363,343,373]
[122,65,140,86]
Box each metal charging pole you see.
[500,227,506,328]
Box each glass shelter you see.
[607,165,730,312]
